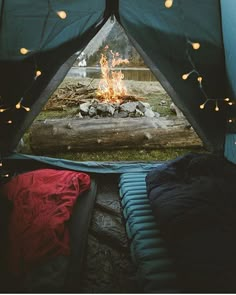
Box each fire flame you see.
[96,46,129,103]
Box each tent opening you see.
[21,18,203,161]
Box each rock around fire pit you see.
[77,99,159,119]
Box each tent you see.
[1,0,236,292]
[0,0,236,159]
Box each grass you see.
[36,108,78,120]
[23,145,205,162]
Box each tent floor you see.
[80,174,138,293]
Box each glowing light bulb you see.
[192,42,200,50]
[22,106,30,112]
[0,162,2,167]
[7,120,12,124]
[228,102,233,106]
[35,70,42,77]
[228,119,233,123]
[4,174,9,178]
[215,102,219,112]
[200,103,205,109]
[20,48,29,55]
[182,73,189,80]
[165,0,173,8]
[15,102,21,109]
[224,98,230,102]
[0,108,7,112]
[57,10,67,19]
[197,76,202,83]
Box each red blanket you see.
[0,168,90,275]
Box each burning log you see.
[29,117,202,154]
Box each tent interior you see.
[1,0,236,293]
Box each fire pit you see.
[77,46,159,119]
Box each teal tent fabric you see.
[119,0,227,152]
[3,153,161,174]
[221,0,236,163]
[0,0,108,152]
[0,0,235,157]
[0,1,106,61]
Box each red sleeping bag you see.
[0,168,91,275]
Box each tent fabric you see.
[0,0,108,152]
[119,0,227,152]
[0,0,235,156]
[221,0,236,163]
[0,168,91,275]
[119,172,177,293]
[3,152,162,174]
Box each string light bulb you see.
[197,76,203,83]
[20,48,30,55]
[34,70,42,80]
[197,76,203,87]
[228,119,233,123]
[36,70,41,77]
[200,103,205,110]
[215,101,219,112]
[191,42,201,50]
[0,108,7,112]
[182,70,194,80]
[56,10,67,19]
[165,0,173,8]
[0,162,2,167]
[224,98,230,102]
[15,100,21,109]
[7,120,12,124]
[22,106,30,112]
[228,101,233,106]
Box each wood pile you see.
[44,82,96,110]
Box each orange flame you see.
[96,46,129,103]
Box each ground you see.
[22,77,204,160]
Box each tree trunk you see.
[29,117,203,154]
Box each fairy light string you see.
[164,0,233,113]
[0,2,68,178]
[0,0,68,121]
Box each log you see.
[29,117,203,154]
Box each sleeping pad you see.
[146,153,236,293]
[0,168,90,276]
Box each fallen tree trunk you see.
[29,117,203,154]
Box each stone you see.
[120,102,138,113]
[89,106,97,117]
[144,108,155,118]
[75,112,83,118]
[137,101,146,113]
[116,111,128,118]
[159,100,167,106]
[80,102,91,114]
[91,98,99,107]
[138,101,151,110]
[170,102,184,118]
[135,109,144,117]
[97,103,115,115]
[106,104,115,115]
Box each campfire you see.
[96,45,129,103]
[45,45,158,119]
